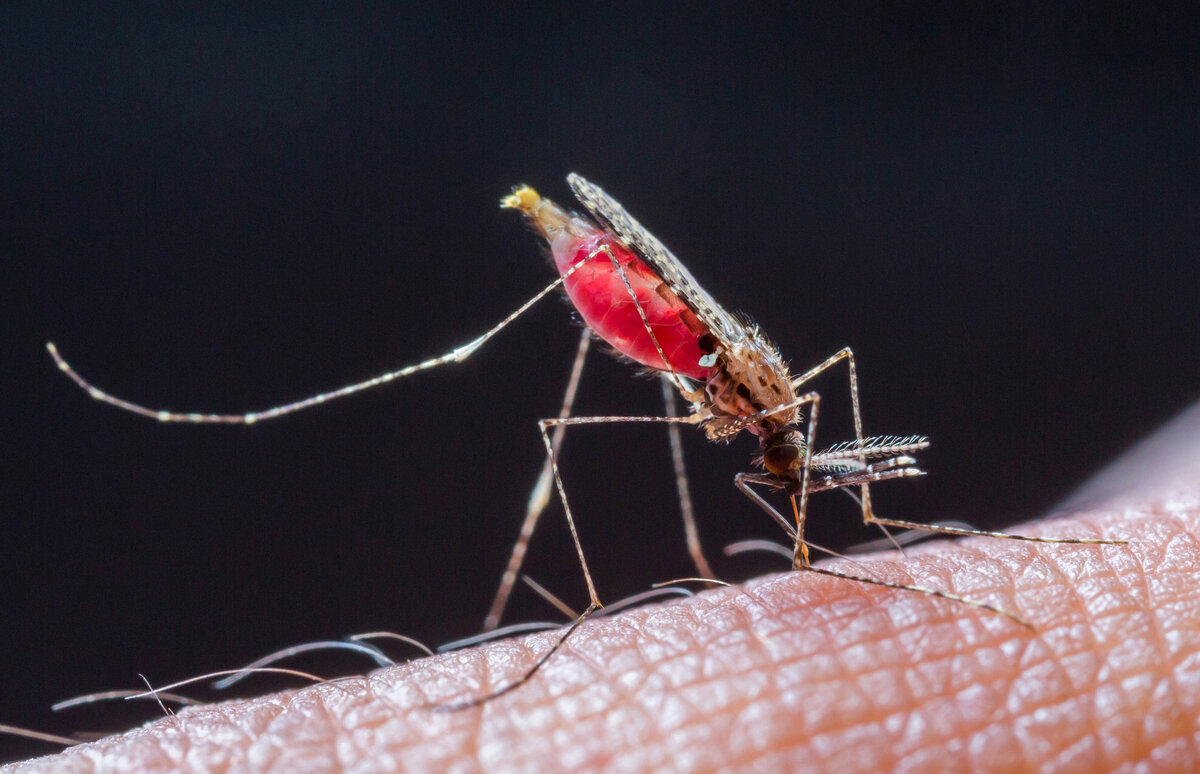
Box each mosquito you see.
[48,173,1124,707]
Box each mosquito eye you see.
[763,443,800,476]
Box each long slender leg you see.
[451,411,702,708]
[45,262,607,424]
[732,464,926,532]
[484,328,592,631]
[536,412,704,607]
[486,240,705,630]
[733,475,1033,628]
[789,348,873,523]
[789,352,1124,547]
[792,391,820,567]
[705,390,828,564]
[862,516,1125,545]
[465,232,730,698]
[436,602,602,712]
[660,376,715,578]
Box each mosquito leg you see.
[46,260,603,424]
[733,464,923,531]
[537,411,703,608]
[723,386,822,568]
[791,391,821,568]
[861,516,1126,545]
[449,411,701,708]
[436,602,602,711]
[486,232,738,630]
[484,328,592,631]
[562,244,713,581]
[735,473,799,539]
[732,475,1033,628]
[660,376,715,579]
[789,348,874,523]
[489,236,719,630]
[798,565,1033,629]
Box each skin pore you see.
[6,403,1200,773]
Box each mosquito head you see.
[760,428,807,485]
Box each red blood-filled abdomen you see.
[550,229,711,381]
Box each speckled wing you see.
[567,173,747,350]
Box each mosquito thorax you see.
[703,333,797,439]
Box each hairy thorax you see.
[703,332,797,440]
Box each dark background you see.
[3,3,1197,760]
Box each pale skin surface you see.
[7,404,1200,773]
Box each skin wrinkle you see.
[8,494,1200,771]
[868,572,923,735]
[1083,535,1149,771]
[826,542,1084,770]
[194,702,258,772]
[1112,507,1193,770]
[1007,574,1104,767]
[877,579,1004,767]
[964,554,1089,768]
[890,632,970,763]
[1027,540,1107,768]
[613,597,767,769]
[1014,665,1082,769]
[802,601,921,762]
[327,690,374,773]
[1112,520,1177,766]
[1139,521,1200,767]
[678,658,767,763]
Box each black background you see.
[3,3,1197,760]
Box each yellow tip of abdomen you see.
[501,185,541,212]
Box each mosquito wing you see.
[567,173,748,350]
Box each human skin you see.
[7,404,1200,773]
